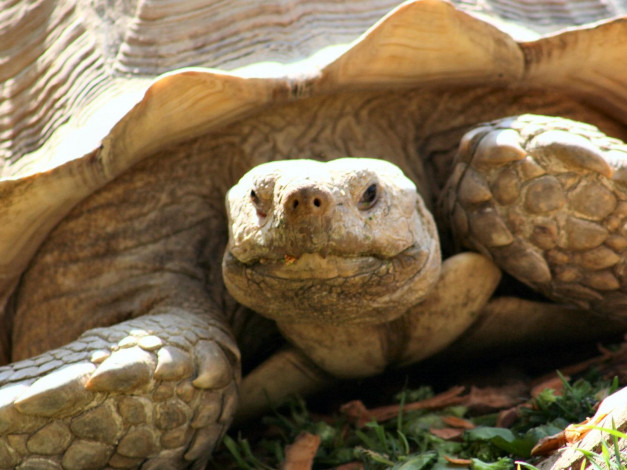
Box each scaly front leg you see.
[0,307,239,469]
[442,114,627,316]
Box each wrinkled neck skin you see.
[269,228,442,378]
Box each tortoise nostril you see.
[283,186,332,223]
[289,196,323,211]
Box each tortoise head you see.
[222,158,441,325]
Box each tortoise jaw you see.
[249,252,378,278]
[255,252,381,279]
[243,245,426,280]
[222,242,441,325]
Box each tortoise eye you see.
[358,183,378,210]
[250,188,267,218]
[250,189,259,204]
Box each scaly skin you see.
[0,313,238,469]
[443,115,627,314]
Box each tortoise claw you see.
[192,340,232,389]
[85,347,155,392]
[154,345,194,381]
[530,129,613,178]
[0,383,47,435]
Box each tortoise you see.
[1,0,627,468]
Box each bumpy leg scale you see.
[0,312,239,469]
[443,114,627,316]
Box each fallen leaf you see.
[284,255,298,265]
[444,455,472,466]
[465,384,526,412]
[530,375,567,398]
[530,388,627,457]
[530,431,567,456]
[558,387,627,447]
[496,404,532,428]
[409,385,467,409]
[281,432,321,470]
[340,400,374,428]
[530,418,600,456]
[442,415,475,429]
[342,384,524,428]
[341,386,466,427]
[531,346,615,392]
[430,427,466,440]
[564,418,596,444]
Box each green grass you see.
[210,371,624,469]
[573,424,627,470]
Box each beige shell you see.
[1,0,626,316]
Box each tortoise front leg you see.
[237,347,334,422]
[0,304,239,469]
[391,252,500,367]
[0,139,244,467]
[441,114,627,316]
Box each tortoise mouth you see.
[222,242,441,325]
[238,249,415,281]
